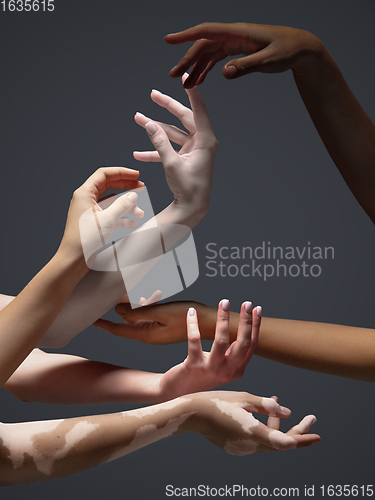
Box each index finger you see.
[165,22,246,44]
[183,76,215,135]
[83,167,143,199]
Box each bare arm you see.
[0,391,319,486]
[96,301,375,382]
[292,45,375,223]
[5,301,260,405]
[4,349,162,405]
[0,167,143,388]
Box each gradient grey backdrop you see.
[0,0,374,498]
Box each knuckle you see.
[275,440,291,452]
[231,370,243,382]
[153,135,166,149]
[189,334,201,344]
[237,338,252,351]
[180,55,191,66]
[235,22,249,30]
[199,22,212,30]
[215,339,229,350]
[72,188,80,200]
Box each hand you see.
[165,22,322,88]
[134,75,218,225]
[188,391,321,454]
[79,191,145,268]
[59,167,144,264]
[159,300,260,400]
[93,300,217,345]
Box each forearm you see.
[0,396,195,485]
[221,311,375,382]
[0,252,87,388]
[293,41,375,222]
[5,349,164,405]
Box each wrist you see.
[167,199,208,229]
[53,247,89,283]
[153,373,170,403]
[179,392,211,435]
[291,31,327,79]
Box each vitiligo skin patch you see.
[0,397,194,486]
[202,395,317,456]
[0,393,318,485]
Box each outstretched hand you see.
[165,22,321,88]
[191,391,320,454]
[133,75,218,225]
[158,300,260,400]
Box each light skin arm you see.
[95,300,375,382]
[5,300,261,405]
[0,390,319,486]
[166,22,375,223]
[0,167,143,388]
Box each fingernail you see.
[145,122,157,135]
[188,307,196,316]
[136,112,146,117]
[222,299,230,312]
[151,89,162,94]
[126,192,138,204]
[225,65,237,77]
[183,72,189,78]
[256,306,262,318]
[244,301,253,314]
[280,406,292,416]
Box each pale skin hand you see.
[0,167,143,387]
[0,391,319,486]
[166,22,375,223]
[6,300,259,405]
[192,392,319,455]
[95,300,375,382]
[134,73,218,224]
[159,300,261,400]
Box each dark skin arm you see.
[94,300,375,382]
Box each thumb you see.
[93,318,142,340]
[145,121,177,167]
[115,301,164,324]
[223,49,272,79]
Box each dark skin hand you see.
[165,22,375,223]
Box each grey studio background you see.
[0,0,374,498]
